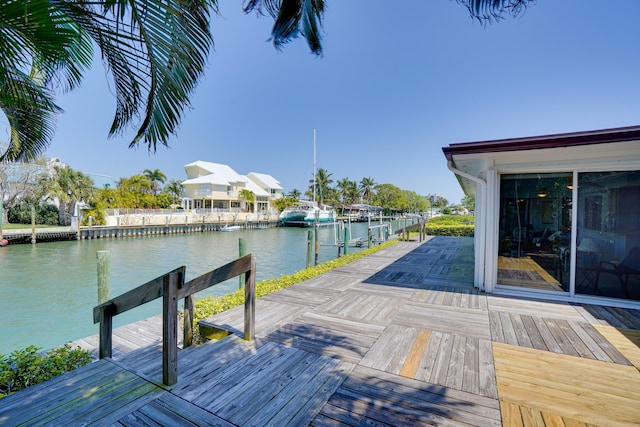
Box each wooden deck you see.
[2,236,640,426]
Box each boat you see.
[220,225,241,232]
[279,201,337,227]
[280,129,337,227]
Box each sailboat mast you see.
[313,128,317,203]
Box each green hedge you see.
[424,214,474,237]
[192,239,399,341]
[0,345,93,398]
[424,225,474,237]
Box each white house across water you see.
[181,161,283,212]
[443,125,640,308]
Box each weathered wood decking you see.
[2,236,640,426]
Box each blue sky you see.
[39,0,640,204]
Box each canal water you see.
[0,221,400,354]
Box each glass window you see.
[497,173,573,292]
[576,171,640,300]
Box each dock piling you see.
[97,250,110,304]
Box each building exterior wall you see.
[449,140,640,308]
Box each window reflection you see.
[576,171,640,300]
[498,173,572,292]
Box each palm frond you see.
[244,0,325,55]
[457,0,534,22]
[0,70,61,161]
[59,0,216,151]
[0,0,92,161]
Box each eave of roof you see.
[442,125,640,160]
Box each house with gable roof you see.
[181,161,282,213]
[443,125,640,308]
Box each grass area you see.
[1,223,63,230]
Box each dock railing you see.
[93,254,256,385]
[395,220,427,242]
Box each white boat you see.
[220,225,241,232]
[280,201,337,226]
[280,129,337,227]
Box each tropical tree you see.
[402,190,430,213]
[143,168,167,195]
[307,168,333,205]
[0,0,215,161]
[40,166,95,225]
[1,0,531,161]
[288,188,301,199]
[238,189,255,212]
[461,194,476,213]
[372,183,406,215]
[245,1,534,56]
[359,177,376,204]
[0,152,48,221]
[163,180,184,206]
[117,175,152,194]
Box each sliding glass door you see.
[498,170,640,302]
[497,173,572,292]
[575,171,640,301]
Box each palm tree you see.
[2,1,529,161]
[359,177,376,204]
[143,168,167,195]
[40,166,95,225]
[0,0,215,161]
[337,178,359,204]
[308,168,333,205]
[117,174,152,194]
[288,188,301,200]
[238,189,255,212]
[164,180,184,206]
[245,0,534,55]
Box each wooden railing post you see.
[98,305,113,359]
[183,294,194,348]
[244,255,256,341]
[163,272,181,386]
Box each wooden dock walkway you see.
[2,236,640,426]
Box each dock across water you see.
[1,236,640,426]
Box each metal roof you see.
[442,125,640,160]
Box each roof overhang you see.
[442,125,640,196]
[442,125,640,161]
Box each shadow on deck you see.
[2,236,640,426]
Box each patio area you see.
[1,236,639,426]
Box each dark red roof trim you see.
[442,125,640,160]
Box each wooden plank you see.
[510,314,533,348]
[429,331,454,385]
[593,325,640,369]
[272,360,354,427]
[580,322,631,365]
[555,319,597,359]
[399,329,431,378]
[393,302,491,340]
[176,254,253,299]
[213,349,316,425]
[342,365,501,425]
[500,400,524,427]
[163,272,179,385]
[520,315,547,350]
[245,357,353,426]
[532,316,563,353]
[0,360,114,413]
[93,266,185,323]
[461,336,480,395]
[478,338,498,399]
[445,334,466,390]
